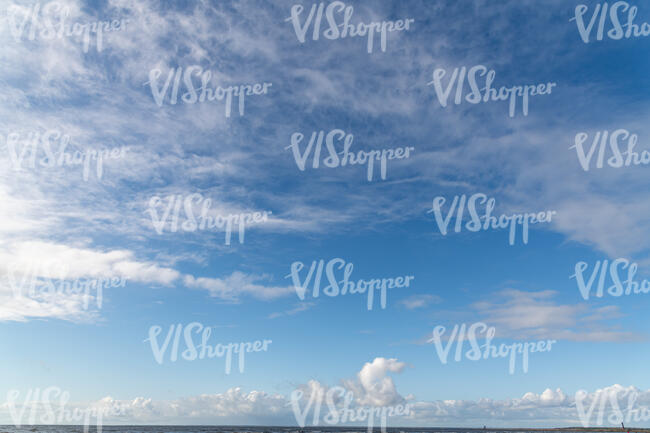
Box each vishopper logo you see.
[289,386,410,433]
[428,322,556,375]
[571,258,650,300]
[571,2,650,43]
[145,193,272,245]
[5,259,127,311]
[575,387,650,427]
[428,65,557,117]
[571,129,650,171]
[428,193,557,246]
[4,387,127,432]
[2,130,127,181]
[144,323,272,374]
[6,2,129,53]
[286,1,415,54]
[287,257,415,310]
[287,129,415,181]
[145,65,272,116]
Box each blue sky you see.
[0,0,650,428]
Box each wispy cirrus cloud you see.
[0,240,179,322]
[399,294,442,309]
[0,0,647,269]
[472,289,643,342]
[184,271,295,303]
[268,301,314,319]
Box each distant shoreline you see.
[1,427,649,432]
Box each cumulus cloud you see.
[350,358,408,407]
[3,382,649,428]
[286,357,410,418]
[0,387,288,426]
[409,384,650,428]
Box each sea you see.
[0,427,616,433]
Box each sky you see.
[0,0,649,428]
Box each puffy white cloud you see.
[99,387,288,421]
[1,359,647,427]
[3,382,649,428]
[354,358,408,407]
[408,384,650,427]
[0,387,289,425]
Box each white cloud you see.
[184,271,294,302]
[409,384,650,427]
[3,380,649,428]
[399,294,441,309]
[0,289,99,323]
[472,289,642,342]
[0,240,180,322]
[0,241,179,284]
[268,302,315,319]
[0,240,300,321]
[0,0,648,268]
[339,357,408,407]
